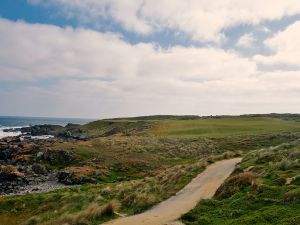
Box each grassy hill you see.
[150,117,300,137]
[80,114,300,138]
[1,114,300,225]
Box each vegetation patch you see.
[2,115,300,224]
[181,140,300,225]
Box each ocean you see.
[0,116,94,138]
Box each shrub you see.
[23,216,40,225]
[256,152,277,163]
[216,172,257,198]
[194,216,212,224]
[283,188,300,203]
[133,193,157,213]
[181,212,197,222]
[274,177,286,186]
[291,176,300,185]
[280,159,292,170]
[101,200,119,216]
[52,200,119,225]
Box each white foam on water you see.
[0,126,55,140]
[0,126,22,138]
[0,123,57,140]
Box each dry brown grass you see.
[216,172,258,198]
[57,200,120,225]
[24,200,120,225]
[0,165,24,177]
[23,216,41,225]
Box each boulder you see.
[103,127,118,137]
[21,125,64,136]
[32,164,48,175]
[57,166,97,185]
[57,171,95,185]
[36,151,44,158]
[0,165,24,181]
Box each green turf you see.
[150,117,300,137]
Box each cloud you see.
[236,33,255,48]
[0,18,255,83]
[28,0,300,43]
[0,19,152,81]
[255,21,300,67]
[1,18,300,118]
[260,27,271,33]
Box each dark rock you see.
[36,151,44,158]
[21,125,64,136]
[65,123,80,128]
[103,127,118,137]
[32,164,48,175]
[0,165,29,194]
[57,170,96,185]
[3,127,22,132]
[42,149,76,165]
[0,165,23,181]
[0,136,77,195]
[57,171,74,184]
[0,148,13,161]
[73,134,89,141]
[4,123,89,141]
[12,154,33,164]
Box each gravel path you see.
[103,158,242,225]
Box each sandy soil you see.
[102,158,242,225]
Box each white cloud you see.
[255,21,300,66]
[236,33,255,48]
[0,19,152,81]
[29,0,300,43]
[261,27,271,33]
[1,18,300,118]
[0,18,255,83]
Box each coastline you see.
[0,115,92,139]
[0,126,22,139]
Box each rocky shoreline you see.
[3,123,90,140]
[0,135,72,195]
[0,124,94,195]
[0,123,129,196]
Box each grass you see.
[2,115,300,224]
[150,117,300,137]
[181,140,300,225]
[81,120,151,137]
[0,157,213,225]
[79,115,300,138]
[46,132,300,183]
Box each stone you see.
[32,164,48,175]
[37,151,44,158]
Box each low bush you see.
[182,141,300,225]
[284,188,300,204]
[215,172,257,198]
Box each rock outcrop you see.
[3,124,90,140]
[0,137,80,195]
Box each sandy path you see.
[102,158,242,225]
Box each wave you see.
[0,126,23,138]
[0,126,55,140]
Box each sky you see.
[1,1,300,119]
